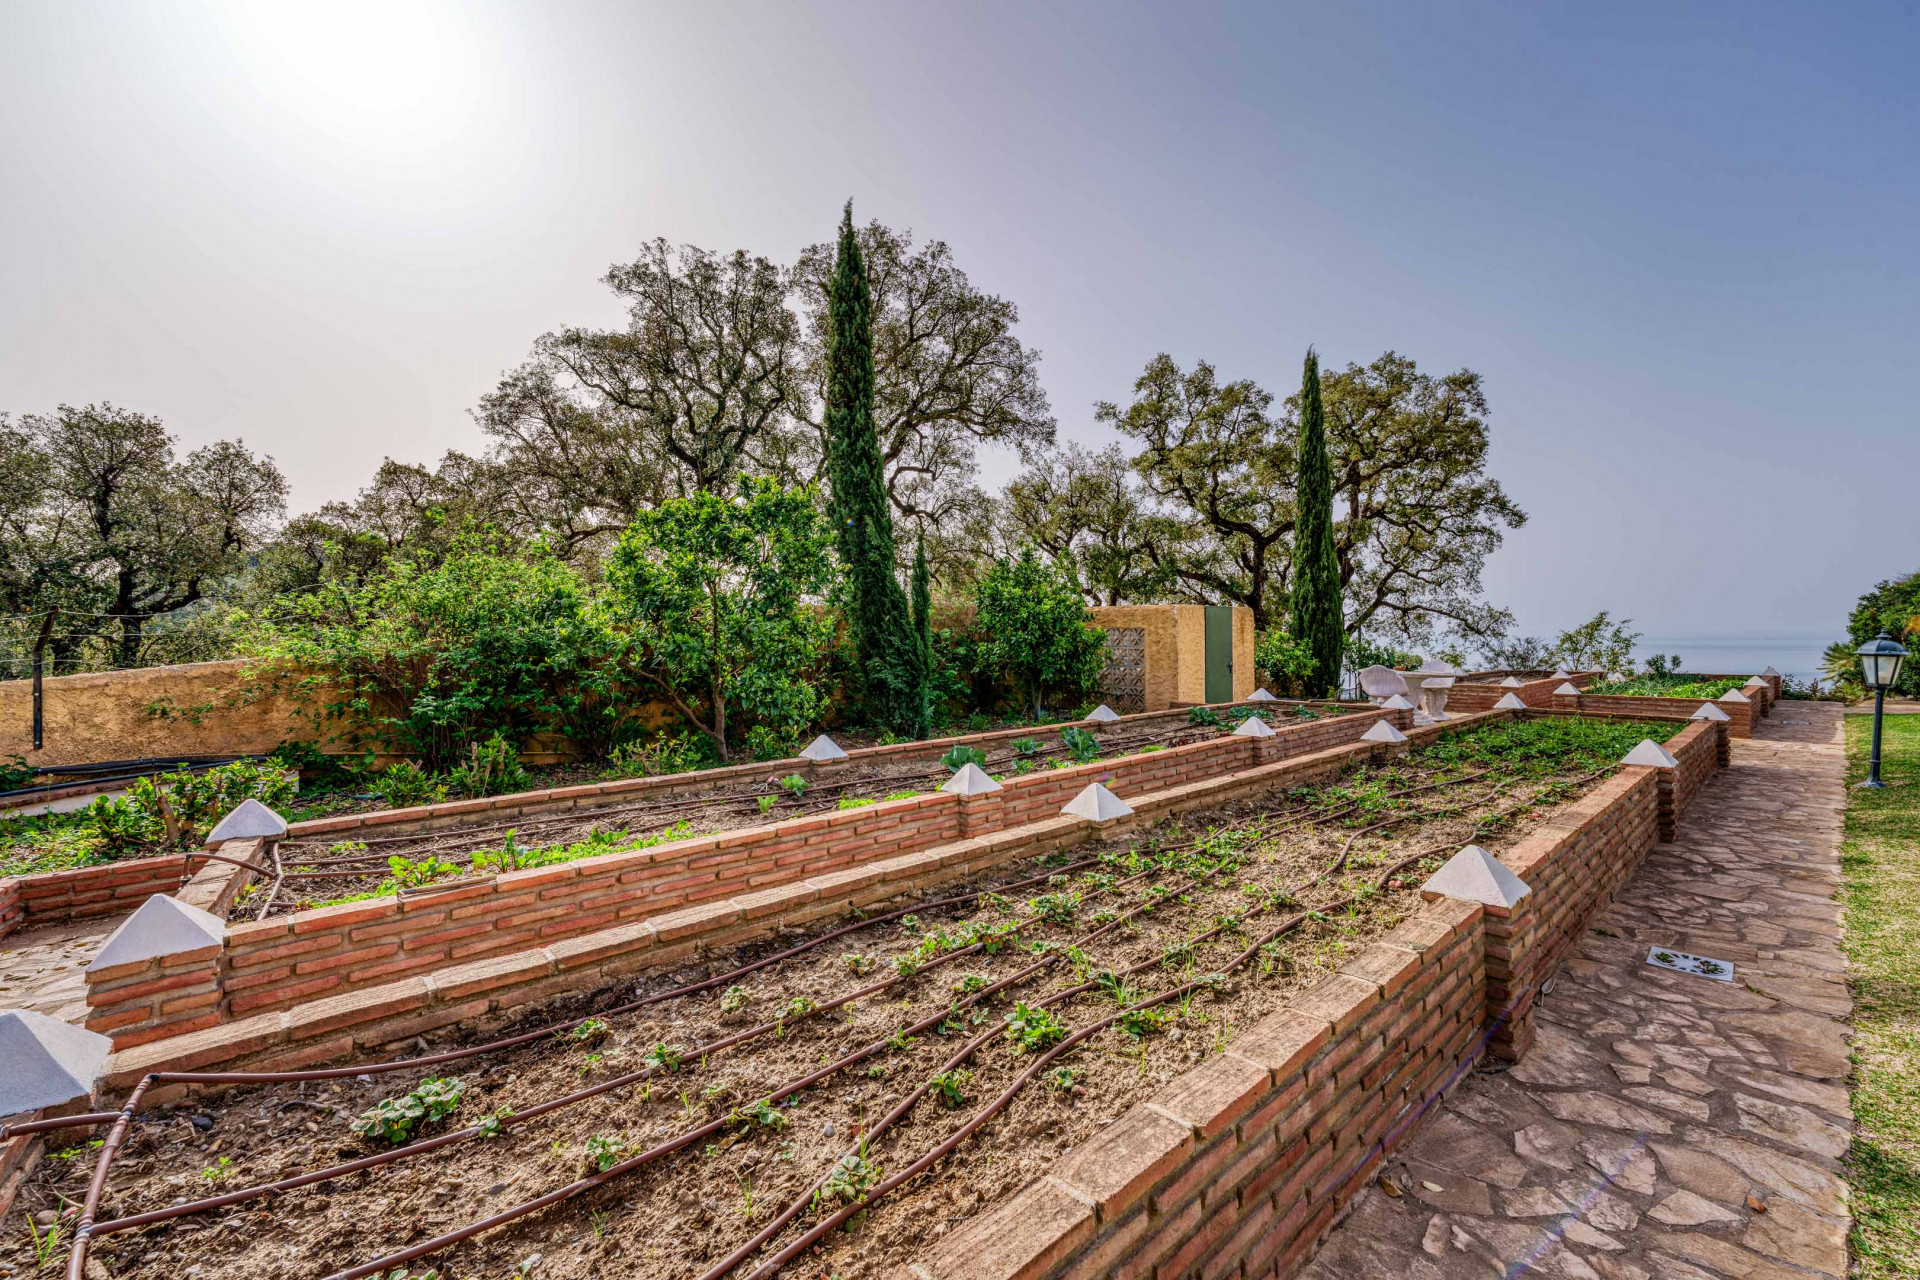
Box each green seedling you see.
[817,1152,881,1209]
[351,1076,465,1145]
[836,795,876,810]
[644,1042,685,1073]
[781,996,817,1022]
[475,1108,513,1139]
[28,1219,65,1270]
[733,1097,787,1130]
[1119,1005,1174,1040]
[582,1132,626,1173]
[927,1069,972,1108]
[1011,737,1043,756]
[778,774,808,798]
[886,1028,917,1052]
[201,1155,235,1184]
[1004,1002,1067,1054]
[757,794,778,815]
[952,973,988,994]
[1060,727,1101,762]
[736,1172,755,1219]
[567,1017,610,1046]
[1048,1065,1082,1094]
[1186,706,1222,727]
[720,985,750,1014]
[939,744,988,771]
[841,952,876,975]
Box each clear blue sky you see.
[2,2,1914,649]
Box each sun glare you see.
[210,1,481,151]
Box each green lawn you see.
[1840,714,1920,1277]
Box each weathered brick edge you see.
[95,708,1460,1101]
[897,721,1727,1280]
[1548,684,1771,738]
[129,706,1405,1032]
[280,697,1353,844]
[0,853,202,942]
[1447,670,1600,712]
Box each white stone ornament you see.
[1360,719,1408,744]
[1761,666,1780,678]
[798,735,849,762]
[1550,669,1572,680]
[1380,694,1415,711]
[88,895,226,974]
[1498,676,1525,688]
[1061,782,1133,823]
[0,1010,112,1120]
[1231,715,1277,738]
[1553,683,1582,697]
[1085,704,1122,723]
[1717,689,1750,704]
[1493,692,1527,710]
[1690,703,1731,721]
[1421,845,1531,909]
[204,797,289,847]
[939,763,1002,795]
[1246,688,1278,702]
[1743,677,1767,688]
[1359,666,1412,700]
[1621,739,1679,768]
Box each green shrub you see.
[1003,1001,1067,1054]
[444,732,529,797]
[374,760,445,808]
[0,754,33,791]
[1584,675,1746,699]
[1060,727,1101,762]
[82,794,162,856]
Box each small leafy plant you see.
[818,1152,881,1209]
[1004,1002,1067,1054]
[644,1042,686,1073]
[720,985,750,1014]
[778,774,808,799]
[582,1132,626,1173]
[940,744,989,771]
[1119,1005,1175,1040]
[1048,1065,1082,1094]
[1011,737,1043,756]
[953,973,988,994]
[567,1017,610,1046]
[927,1069,972,1108]
[757,794,778,815]
[201,1155,236,1184]
[732,1097,787,1130]
[1060,727,1101,762]
[1186,706,1222,727]
[841,952,877,975]
[351,1076,466,1145]
[475,1108,513,1139]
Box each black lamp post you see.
[1856,631,1909,789]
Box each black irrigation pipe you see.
[318,762,1503,1280]
[60,752,1528,1278]
[76,849,1192,1241]
[728,844,1450,1280]
[314,839,1255,1280]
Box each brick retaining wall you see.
[99,717,1435,1093]
[0,854,199,942]
[88,705,1409,1046]
[901,720,1723,1280]
[1448,672,1599,712]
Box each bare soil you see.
[6,726,1583,1280]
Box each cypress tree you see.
[1290,348,1344,696]
[824,202,924,729]
[910,533,933,736]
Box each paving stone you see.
[1307,704,1855,1280]
[1649,1189,1743,1225]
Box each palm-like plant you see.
[1822,641,1865,698]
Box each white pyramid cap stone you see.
[0,1011,112,1120]
[1061,782,1133,823]
[1553,683,1582,697]
[1550,669,1571,679]
[204,797,289,847]
[87,895,226,973]
[1690,703,1731,721]
[1621,739,1680,768]
[1380,693,1415,711]
[1498,676,1525,688]
[1246,688,1278,702]
[1361,719,1408,744]
[798,734,849,762]
[1743,676,1767,688]
[1083,704,1122,723]
[1717,688,1750,703]
[1421,845,1531,909]
[1761,666,1780,678]
[939,763,1002,796]
[1492,692,1528,710]
[1231,715,1277,738]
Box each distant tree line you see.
[1,205,1532,760]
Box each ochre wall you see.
[0,661,321,768]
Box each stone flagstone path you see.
[0,914,124,1025]
[1305,702,1852,1280]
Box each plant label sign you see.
[1646,946,1733,982]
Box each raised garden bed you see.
[11,717,1679,1280]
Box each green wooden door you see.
[1204,607,1234,704]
